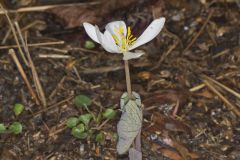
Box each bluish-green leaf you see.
[66,117,79,128]
[103,108,116,120]
[9,122,22,134]
[79,114,92,125]
[13,103,24,116]
[0,123,6,134]
[74,95,91,108]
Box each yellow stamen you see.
[112,25,136,52]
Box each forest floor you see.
[0,0,240,159]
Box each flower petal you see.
[123,51,144,60]
[95,26,120,53]
[105,21,127,41]
[104,30,121,53]
[129,17,165,50]
[83,22,100,43]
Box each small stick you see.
[204,75,240,100]
[189,71,238,92]
[38,47,68,54]
[124,60,132,98]
[183,10,214,53]
[38,54,71,59]
[0,2,101,14]
[15,22,47,107]
[0,4,29,66]
[0,41,65,50]
[32,96,74,117]
[203,80,240,117]
[8,49,39,105]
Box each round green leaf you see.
[71,127,88,139]
[9,122,22,134]
[96,132,105,143]
[74,95,91,108]
[13,103,24,116]
[66,117,79,128]
[76,123,85,133]
[0,123,6,134]
[103,108,116,120]
[79,114,92,125]
[84,40,95,49]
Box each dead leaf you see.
[48,0,138,28]
[143,90,189,116]
[137,71,152,80]
[171,139,199,160]
[151,112,192,134]
[159,148,183,160]
[195,89,214,98]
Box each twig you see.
[32,96,74,117]
[189,71,238,92]
[212,49,230,59]
[183,10,214,53]
[204,75,240,100]
[38,54,72,59]
[0,2,101,14]
[15,22,47,107]
[8,49,39,105]
[92,119,110,130]
[0,4,29,66]
[0,41,65,50]
[70,47,100,54]
[203,79,240,117]
[38,47,68,54]
[124,60,132,98]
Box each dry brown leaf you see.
[171,138,199,160]
[159,148,183,160]
[196,89,214,98]
[48,0,138,28]
[137,71,152,80]
[151,112,191,134]
[143,90,189,115]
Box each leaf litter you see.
[0,0,240,159]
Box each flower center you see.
[112,25,136,52]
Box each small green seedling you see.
[74,95,92,108]
[13,103,24,116]
[66,117,79,128]
[84,40,95,49]
[68,94,117,141]
[79,113,92,126]
[71,124,88,139]
[9,122,22,134]
[103,108,117,120]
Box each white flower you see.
[83,17,165,60]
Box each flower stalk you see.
[124,60,132,99]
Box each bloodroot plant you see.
[83,17,165,159]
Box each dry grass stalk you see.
[0,2,100,14]
[0,4,29,66]
[189,71,239,92]
[204,75,240,100]
[203,79,240,117]
[0,41,65,50]
[15,22,47,107]
[8,49,39,105]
